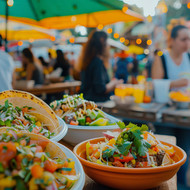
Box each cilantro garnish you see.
[115,122,151,157]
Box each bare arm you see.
[151,55,164,79]
[105,79,123,93]
[170,79,188,89]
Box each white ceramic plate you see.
[63,114,119,145]
[55,142,85,190]
[50,116,68,142]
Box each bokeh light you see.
[114,33,119,39]
[136,38,142,45]
[107,28,113,34]
[120,37,125,43]
[147,39,152,46]
[69,37,75,43]
[18,41,23,46]
[7,0,14,7]
[97,24,103,30]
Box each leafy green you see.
[102,148,116,160]
[24,171,31,183]
[117,121,126,130]
[116,141,132,156]
[5,120,11,127]
[115,123,151,157]
[15,177,27,190]
[4,100,9,109]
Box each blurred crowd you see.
[0,24,190,103]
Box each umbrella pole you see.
[5,0,9,52]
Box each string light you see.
[69,37,75,43]
[114,33,119,39]
[7,0,14,7]
[125,39,129,45]
[144,49,149,55]
[97,24,103,30]
[122,6,128,13]
[71,16,77,22]
[147,15,152,22]
[187,2,190,9]
[136,38,142,45]
[157,51,163,56]
[18,41,23,46]
[50,36,56,41]
[120,37,125,43]
[107,28,112,34]
[147,39,152,45]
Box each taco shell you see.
[0,90,59,132]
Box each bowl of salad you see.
[0,128,85,190]
[50,94,119,145]
[74,122,186,190]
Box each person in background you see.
[0,35,15,91]
[22,48,44,85]
[78,30,123,102]
[152,25,190,186]
[54,49,70,78]
[114,50,133,83]
[131,53,139,78]
[38,56,48,67]
[152,25,190,89]
[48,52,55,67]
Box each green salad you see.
[50,94,116,126]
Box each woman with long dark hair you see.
[22,48,44,85]
[152,25,190,89]
[54,49,70,78]
[78,30,123,102]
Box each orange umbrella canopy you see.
[0,0,143,29]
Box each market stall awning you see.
[0,0,144,29]
[0,29,54,41]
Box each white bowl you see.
[51,116,68,142]
[63,114,119,145]
[55,142,85,190]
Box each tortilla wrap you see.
[0,90,59,133]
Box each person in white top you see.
[152,25,190,89]
[0,35,15,92]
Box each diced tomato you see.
[22,107,28,114]
[31,165,44,178]
[153,147,159,152]
[0,142,16,167]
[20,139,27,146]
[44,160,58,173]
[112,160,124,167]
[70,121,79,125]
[86,117,92,123]
[35,146,43,153]
[136,162,150,168]
[33,157,41,163]
[32,126,42,134]
[114,152,134,163]
[22,119,29,126]
[29,140,49,150]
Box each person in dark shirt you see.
[131,53,139,77]
[78,30,123,102]
[22,48,44,85]
[54,49,70,78]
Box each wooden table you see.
[17,81,81,95]
[60,135,177,190]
